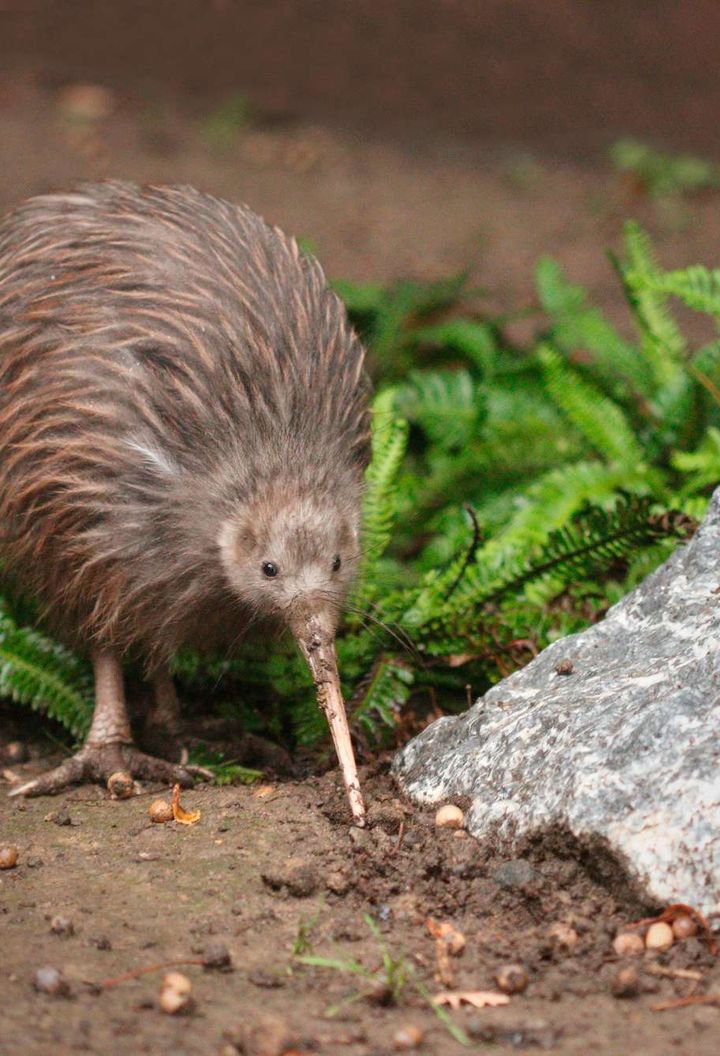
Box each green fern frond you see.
[412,495,693,651]
[537,258,653,398]
[394,368,486,451]
[538,345,644,466]
[350,656,414,739]
[411,319,498,374]
[629,265,720,319]
[619,221,686,376]
[672,427,720,493]
[0,601,93,738]
[350,390,409,614]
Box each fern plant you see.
[1,223,719,755]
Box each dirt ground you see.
[2,55,720,1056]
[2,759,719,1056]
[4,74,720,328]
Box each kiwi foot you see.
[8,741,212,798]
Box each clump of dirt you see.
[1,751,717,1055]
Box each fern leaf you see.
[351,390,409,614]
[537,258,653,398]
[0,602,93,738]
[619,221,686,379]
[630,266,720,319]
[394,368,485,451]
[350,656,414,739]
[538,345,644,466]
[411,319,498,374]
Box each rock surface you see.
[394,491,720,916]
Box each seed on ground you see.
[148,799,173,824]
[611,965,640,998]
[671,914,698,940]
[158,971,192,1014]
[645,922,674,952]
[394,1024,424,1050]
[434,804,465,829]
[495,963,529,994]
[0,845,18,869]
[613,932,645,957]
[5,741,29,763]
[107,771,134,799]
[49,915,74,937]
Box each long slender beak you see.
[295,615,366,828]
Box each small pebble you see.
[148,799,173,824]
[495,963,529,994]
[555,659,574,675]
[325,869,351,895]
[613,932,645,957]
[261,858,319,897]
[394,1024,424,1050]
[48,807,73,826]
[107,771,134,799]
[672,914,698,940]
[435,804,465,829]
[33,966,71,997]
[645,922,674,952]
[0,845,19,870]
[547,922,578,952]
[492,858,537,889]
[50,915,74,937]
[611,965,640,998]
[348,826,371,851]
[158,971,192,1014]
[88,935,112,950]
[203,942,233,971]
[238,1013,297,1055]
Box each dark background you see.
[1,1,719,319]
[2,0,717,155]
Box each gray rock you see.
[394,489,720,916]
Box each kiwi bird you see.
[0,180,370,824]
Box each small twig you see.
[652,993,720,1013]
[97,958,204,989]
[389,820,406,856]
[645,964,704,982]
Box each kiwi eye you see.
[332,554,341,572]
[262,561,279,578]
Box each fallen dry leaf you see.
[171,784,201,825]
[433,990,510,1010]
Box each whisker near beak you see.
[294,614,366,828]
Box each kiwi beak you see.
[295,615,366,828]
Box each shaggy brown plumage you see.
[0,181,371,820]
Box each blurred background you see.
[2,0,720,321]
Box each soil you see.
[2,759,718,1056]
[3,75,720,331]
[3,20,720,1053]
